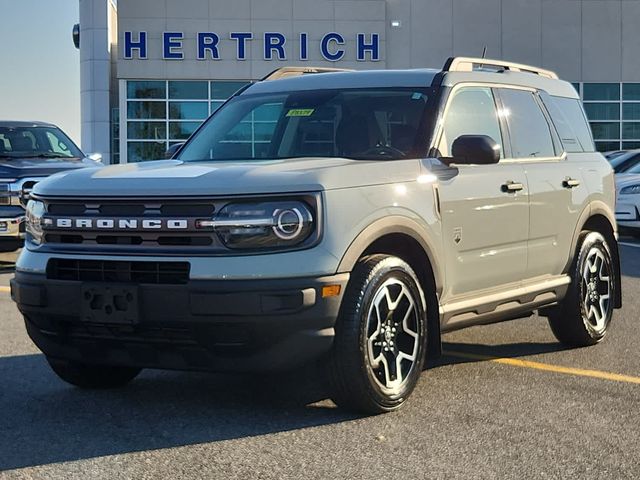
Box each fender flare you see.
[336,215,444,296]
[565,201,621,308]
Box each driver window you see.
[438,87,503,158]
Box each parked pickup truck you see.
[0,121,101,252]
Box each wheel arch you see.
[567,203,621,308]
[337,217,443,358]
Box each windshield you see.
[176,87,430,162]
[0,126,83,159]
[611,150,640,173]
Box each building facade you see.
[78,0,640,163]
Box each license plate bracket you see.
[81,284,140,324]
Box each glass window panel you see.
[127,101,166,119]
[583,83,619,101]
[583,103,620,120]
[127,141,167,162]
[438,87,503,157]
[211,81,249,99]
[254,122,278,142]
[127,122,166,140]
[127,81,166,99]
[595,141,620,152]
[254,103,284,122]
[223,122,252,142]
[622,122,640,140]
[499,89,556,158]
[169,121,202,140]
[168,81,208,100]
[211,101,225,113]
[571,83,580,94]
[622,141,640,149]
[169,102,208,120]
[589,122,620,140]
[542,95,594,152]
[623,103,640,120]
[623,84,640,101]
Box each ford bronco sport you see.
[11,58,621,413]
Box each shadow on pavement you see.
[435,341,568,367]
[0,353,360,471]
[619,241,640,279]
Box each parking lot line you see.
[445,350,640,385]
[0,286,10,293]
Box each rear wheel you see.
[548,231,616,346]
[328,254,428,414]
[46,357,141,388]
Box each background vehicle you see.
[11,59,621,413]
[0,121,101,252]
[609,149,640,173]
[605,150,627,161]
[615,173,640,237]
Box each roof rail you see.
[443,57,559,80]
[261,66,355,81]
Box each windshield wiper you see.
[31,153,74,159]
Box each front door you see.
[435,86,529,299]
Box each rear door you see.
[496,88,589,279]
[435,86,529,298]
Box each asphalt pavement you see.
[0,244,639,479]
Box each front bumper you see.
[11,271,349,372]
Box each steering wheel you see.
[361,144,406,158]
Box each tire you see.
[46,357,141,389]
[548,231,616,347]
[328,254,428,414]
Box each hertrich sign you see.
[123,31,381,62]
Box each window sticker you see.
[286,108,315,117]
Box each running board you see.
[439,276,571,332]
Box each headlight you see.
[620,184,640,195]
[205,200,315,250]
[25,199,46,244]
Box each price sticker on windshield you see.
[286,108,315,117]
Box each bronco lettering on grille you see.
[51,218,189,230]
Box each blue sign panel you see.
[122,31,381,62]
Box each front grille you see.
[47,259,190,285]
[41,199,221,251]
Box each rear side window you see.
[499,89,556,159]
[545,95,595,153]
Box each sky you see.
[0,0,81,144]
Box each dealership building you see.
[79,0,640,164]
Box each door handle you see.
[563,178,581,189]
[501,181,524,193]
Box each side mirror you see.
[165,143,185,159]
[451,135,500,165]
[87,153,103,164]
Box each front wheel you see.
[548,231,616,346]
[327,254,428,414]
[47,357,142,389]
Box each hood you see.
[0,156,91,179]
[33,157,421,197]
[615,173,640,191]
